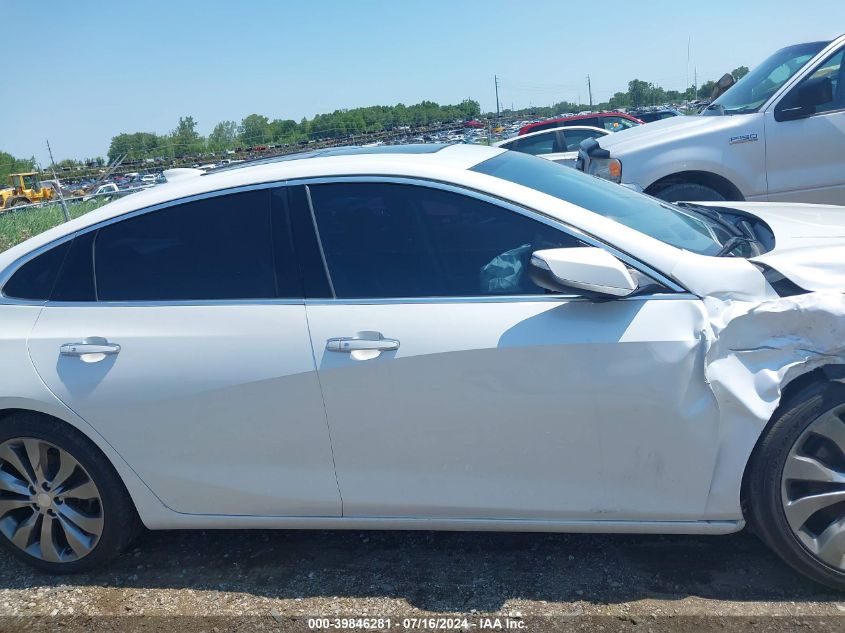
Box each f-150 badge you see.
[729,133,759,145]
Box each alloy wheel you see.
[0,437,103,563]
[781,404,845,570]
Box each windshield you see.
[704,41,828,115]
[471,151,733,256]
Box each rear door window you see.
[512,132,559,155]
[2,240,71,300]
[561,129,604,151]
[93,190,282,301]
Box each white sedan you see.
[1,144,845,591]
[494,126,609,167]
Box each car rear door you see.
[766,45,845,204]
[294,179,719,522]
[25,187,341,517]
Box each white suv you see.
[578,35,845,204]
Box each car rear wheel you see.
[654,182,726,203]
[747,380,845,591]
[0,413,140,573]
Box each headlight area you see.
[587,157,622,183]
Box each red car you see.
[519,112,643,135]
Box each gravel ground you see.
[0,528,844,631]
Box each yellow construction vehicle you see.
[0,173,55,210]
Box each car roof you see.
[518,112,642,135]
[208,143,451,174]
[0,144,505,269]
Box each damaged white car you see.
[1,144,845,590]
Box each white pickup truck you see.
[577,34,845,204]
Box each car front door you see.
[297,179,720,522]
[26,188,341,517]
[766,46,845,204]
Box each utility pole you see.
[587,75,593,109]
[694,67,698,99]
[494,75,500,120]
[46,140,70,222]
[686,35,691,101]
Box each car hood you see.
[704,201,845,292]
[595,114,749,154]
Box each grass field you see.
[0,199,109,252]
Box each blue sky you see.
[4,0,844,163]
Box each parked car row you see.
[577,34,845,205]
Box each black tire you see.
[747,380,845,591]
[9,197,31,207]
[654,182,726,203]
[0,412,141,573]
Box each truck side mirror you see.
[776,76,833,121]
[710,73,736,100]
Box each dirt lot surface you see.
[0,528,844,631]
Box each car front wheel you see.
[0,413,140,573]
[748,380,845,591]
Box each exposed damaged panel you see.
[702,292,845,517]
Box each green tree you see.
[107,132,164,162]
[627,79,651,107]
[698,80,717,100]
[0,150,34,181]
[208,121,239,152]
[732,66,750,81]
[239,114,270,146]
[268,119,298,143]
[170,115,204,156]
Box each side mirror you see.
[776,76,833,121]
[710,73,736,100]
[528,247,637,299]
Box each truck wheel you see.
[9,197,31,208]
[747,379,845,592]
[654,183,725,203]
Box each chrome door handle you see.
[326,333,400,353]
[60,337,121,357]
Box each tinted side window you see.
[2,240,70,300]
[277,185,330,298]
[602,116,638,131]
[565,117,599,128]
[308,183,580,298]
[782,48,844,116]
[94,190,279,301]
[561,129,604,151]
[526,121,556,134]
[512,132,558,156]
[52,231,96,301]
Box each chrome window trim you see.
[45,298,307,308]
[304,292,697,306]
[291,175,687,294]
[0,173,689,307]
